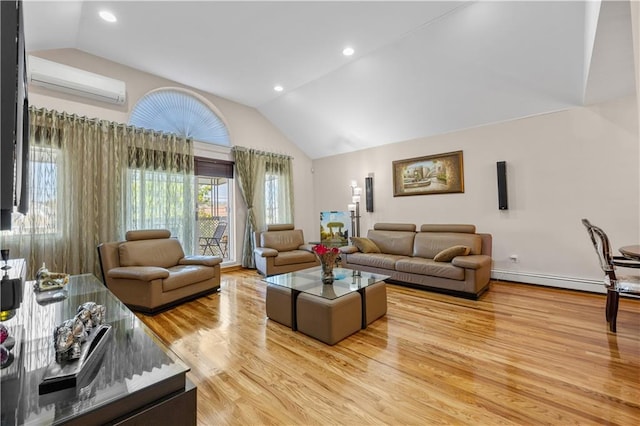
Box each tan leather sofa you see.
[253,224,319,276]
[98,229,222,314]
[340,223,492,299]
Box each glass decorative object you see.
[312,244,340,284]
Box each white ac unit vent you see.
[27,56,126,105]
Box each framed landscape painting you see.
[393,150,464,196]
[319,211,352,247]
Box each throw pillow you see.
[434,245,470,262]
[350,237,381,253]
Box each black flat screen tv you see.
[0,0,29,230]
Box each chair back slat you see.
[581,219,615,275]
[213,223,227,239]
[199,218,217,238]
[581,218,640,332]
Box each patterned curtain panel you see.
[232,146,293,268]
[0,107,194,278]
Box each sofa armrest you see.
[452,254,492,269]
[339,245,359,254]
[299,244,316,252]
[108,266,169,281]
[179,255,222,267]
[255,247,279,257]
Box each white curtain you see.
[125,129,195,252]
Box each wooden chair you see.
[582,219,640,332]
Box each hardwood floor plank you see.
[137,271,640,425]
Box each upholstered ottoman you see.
[266,284,292,327]
[296,292,362,345]
[364,281,387,325]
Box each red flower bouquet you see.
[312,244,340,283]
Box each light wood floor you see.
[137,270,640,425]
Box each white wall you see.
[312,96,639,292]
[27,49,316,265]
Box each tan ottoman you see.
[296,292,362,345]
[364,282,387,325]
[266,284,292,327]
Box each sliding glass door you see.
[196,176,232,261]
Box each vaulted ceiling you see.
[23,1,637,159]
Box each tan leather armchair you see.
[98,229,222,314]
[253,224,319,276]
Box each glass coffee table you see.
[263,266,389,331]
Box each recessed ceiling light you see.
[274,85,284,92]
[343,47,355,56]
[99,10,117,23]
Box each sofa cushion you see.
[350,237,381,253]
[420,224,476,234]
[396,258,465,281]
[367,230,416,256]
[452,254,492,270]
[163,264,216,292]
[254,247,279,258]
[373,223,416,232]
[266,224,295,231]
[125,229,171,241]
[179,255,223,267]
[261,229,304,252]
[346,252,408,270]
[119,238,185,268]
[413,232,482,258]
[107,266,169,281]
[434,245,470,262]
[339,245,359,254]
[273,249,317,266]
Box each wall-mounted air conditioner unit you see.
[27,56,127,105]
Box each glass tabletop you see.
[0,273,189,425]
[263,266,389,300]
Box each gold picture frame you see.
[393,150,464,196]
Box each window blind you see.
[195,157,234,178]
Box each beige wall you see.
[312,96,639,291]
[28,49,316,265]
[632,0,640,191]
[28,48,639,291]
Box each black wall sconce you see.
[365,176,374,212]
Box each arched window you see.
[129,88,230,145]
[128,88,234,262]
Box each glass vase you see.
[320,260,334,284]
